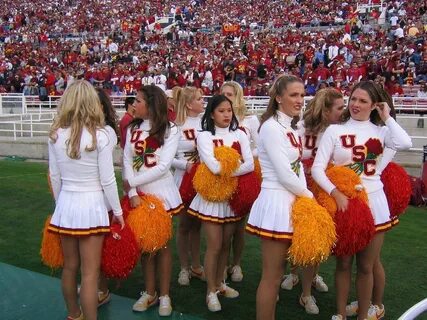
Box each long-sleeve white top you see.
[240,114,260,157]
[172,116,201,171]
[48,126,122,216]
[196,126,254,177]
[312,117,412,195]
[258,112,312,197]
[123,120,180,197]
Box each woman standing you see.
[172,86,205,286]
[220,81,260,282]
[311,81,412,320]
[281,88,346,314]
[188,94,254,312]
[123,85,183,317]
[246,75,313,320]
[48,80,124,320]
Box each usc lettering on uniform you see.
[287,132,303,159]
[183,129,196,141]
[340,134,379,176]
[213,139,224,147]
[305,134,318,158]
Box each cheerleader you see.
[220,81,260,282]
[311,81,412,320]
[281,88,345,314]
[172,87,205,286]
[246,75,313,320]
[48,80,124,320]
[345,94,400,320]
[188,94,254,312]
[122,85,183,317]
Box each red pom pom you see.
[381,162,411,217]
[179,163,199,205]
[229,171,261,217]
[120,196,132,221]
[101,224,140,279]
[333,198,376,256]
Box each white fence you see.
[0,94,426,153]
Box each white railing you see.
[398,298,427,320]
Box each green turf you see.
[0,159,426,320]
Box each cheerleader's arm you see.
[172,158,188,171]
[311,127,337,195]
[123,128,138,198]
[197,131,221,175]
[248,115,260,157]
[48,139,61,201]
[262,124,312,197]
[383,117,412,151]
[98,130,122,217]
[128,126,180,187]
[376,147,396,175]
[233,130,254,176]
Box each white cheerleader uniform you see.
[312,117,412,232]
[246,112,313,241]
[188,126,254,223]
[172,116,201,188]
[48,127,122,236]
[239,114,260,156]
[123,120,183,215]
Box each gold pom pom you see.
[289,197,336,266]
[192,146,240,202]
[40,215,63,269]
[214,146,241,176]
[254,157,262,181]
[193,164,238,201]
[127,194,173,253]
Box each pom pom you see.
[40,215,63,269]
[334,198,376,256]
[229,171,261,217]
[214,146,241,176]
[120,196,132,221]
[315,166,369,216]
[289,197,336,266]
[127,194,173,253]
[381,162,411,217]
[101,224,140,279]
[193,164,237,201]
[179,163,199,205]
[254,157,262,181]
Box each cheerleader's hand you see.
[130,195,141,208]
[375,102,391,122]
[331,188,349,212]
[112,214,125,230]
[123,179,131,193]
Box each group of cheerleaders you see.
[47,75,412,320]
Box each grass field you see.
[0,159,426,320]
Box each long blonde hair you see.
[303,88,344,134]
[175,86,203,125]
[221,81,247,121]
[49,80,104,159]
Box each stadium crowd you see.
[0,0,426,97]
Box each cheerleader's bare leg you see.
[203,222,224,294]
[372,256,385,307]
[177,211,192,270]
[189,216,202,270]
[335,255,353,317]
[142,254,156,296]
[355,232,385,320]
[216,222,238,287]
[157,242,172,296]
[61,235,81,319]
[79,235,104,320]
[256,239,289,320]
[231,218,246,268]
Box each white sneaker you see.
[206,292,221,312]
[331,315,344,320]
[312,274,328,292]
[346,301,359,317]
[132,291,158,312]
[178,268,190,286]
[158,295,172,317]
[230,265,243,282]
[281,273,299,290]
[300,295,319,315]
[218,282,239,298]
[368,304,385,320]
